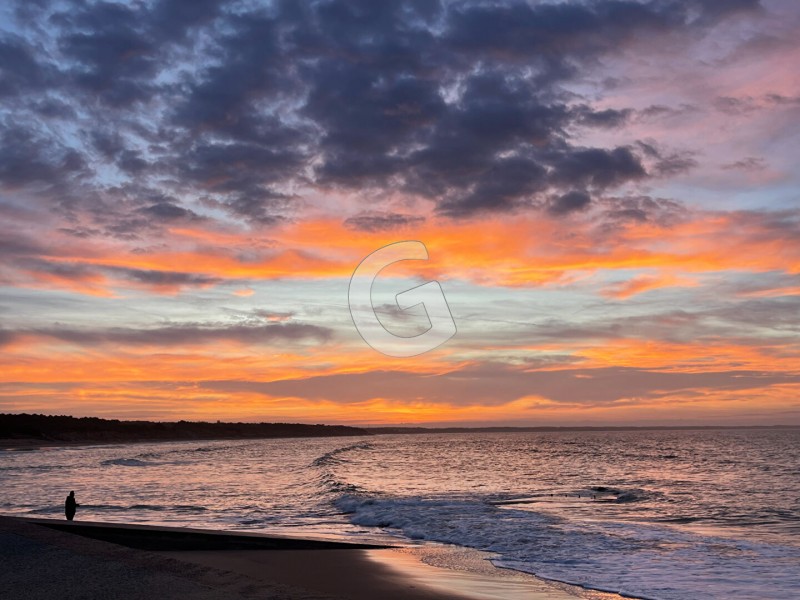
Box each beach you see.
[3,431,799,599]
[0,516,595,600]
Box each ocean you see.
[2,429,799,599]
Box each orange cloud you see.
[602,273,699,299]
[5,207,798,297]
[577,339,800,373]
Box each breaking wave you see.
[333,493,800,600]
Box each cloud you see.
[344,212,426,232]
[0,231,48,258]
[0,35,54,99]
[525,296,800,347]
[573,106,634,128]
[22,322,333,348]
[601,274,699,299]
[597,195,687,227]
[548,190,592,215]
[0,0,764,238]
[636,104,698,121]
[0,121,86,190]
[0,329,15,348]
[722,157,767,172]
[713,93,800,116]
[138,202,200,221]
[8,256,231,295]
[3,0,798,425]
[56,1,160,107]
[108,267,223,290]
[204,362,797,407]
[548,147,647,188]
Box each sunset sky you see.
[1,0,798,425]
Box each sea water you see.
[2,429,799,599]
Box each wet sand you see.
[160,547,589,600]
[0,516,604,599]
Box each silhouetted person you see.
[65,491,79,521]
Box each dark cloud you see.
[0,232,48,258]
[26,322,333,347]
[635,141,698,176]
[15,259,99,285]
[344,212,426,232]
[0,36,53,99]
[713,93,800,116]
[171,15,295,136]
[722,157,767,172]
[548,190,592,215]
[210,188,295,226]
[443,1,682,65]
[151,0,226,41]
[49,183,202,240]
[14,258,230,292]
[56,2,159,107]
[636,103,697,121]
[764,93,800,107]
[598,195,687,227]
[652,153,698,177]
[89,129,127,161]
[0,0,762,232]
[548,146,647,189]
[138,201,199,221]
[714,95,760,115]
[573,106,634,128]
[0,122,86,190]
[109,268,223,288]
[691,0,762,21]
[437,156,549,217]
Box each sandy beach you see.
[0,516,603,600]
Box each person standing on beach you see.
[65,491,79,521]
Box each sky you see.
[0,0,798,426]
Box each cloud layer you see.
[1,0,799,424]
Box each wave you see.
[26,506,63,515]
[310,442,374,468]
[309,442,374,497]
[138,442,255,460]
[489,486,655,506]
[102,458,153,467]
[24,503,209,514]
[0,464,60,472]
[127,504,208,513]
[100,457,190,467]
[334,493,800,600]
[97,441,259,469]
[589,486,652,503]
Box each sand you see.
[0,516,608,599]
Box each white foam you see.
[335,495,800,600]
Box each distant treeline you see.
[0,413,369,444]
[2,414,794,445]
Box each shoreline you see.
[4,423,798,451]
[0,516,626,599]
[0,434,373,451]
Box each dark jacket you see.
[65,495,77,520]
